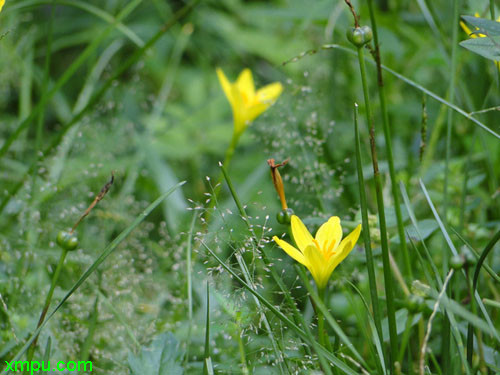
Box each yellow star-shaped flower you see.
[216,68,283,138]
[273,215,361,290]
[0,0,5,13]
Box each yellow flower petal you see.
[0,0,4,12]
[291,215,314,252]
[303,244,329,289]
[236,68,255,101]
[273,236,307,266]
[216,68,235,107]
[244,102,269,124]
[460,21,476,38]
[315,216,342,255]
[256,82,283,105]
[230,84,246,136]
[327,224,362,273]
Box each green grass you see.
[0,0,499,374]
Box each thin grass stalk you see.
[441,13,461,369]
[184,213,196,367]
[26,249,68,363]
[466,229,500,365]
[366,0,412,280]
[356,46,398,369]
[203,282,211,375]
[80,296,99,361]
[419,270,454,375]
[353,104,384,348]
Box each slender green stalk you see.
[184,213,196,366]
[206,133,240,218]
[236,320,250,375]
[317,287,326,347]
[467,229,500,365]
[80,296,99,361]
[356,46,398,370]
[366,0,412,280]
[26,249,68,362]
[398,312,414,366]
[353,103,384,349]
[203,282,211,375]
[442,2,461,371]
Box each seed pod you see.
[56,231,79,251]
[276,208,294,225]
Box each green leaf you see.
[460,36,500,61]
[461,15,500,36]
[128,333,183,375]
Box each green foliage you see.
[0,0,499,374]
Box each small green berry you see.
[56,230,79,251]
[276,208,294,225]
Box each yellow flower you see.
[216,68,283,138]
[0,0,4,13]
[273,215,361,290]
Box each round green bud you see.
[450,254,465,270]
[56,230,79,251]
[360,25,373,43]
[346,27,364,46]
[276,208,294,225]
[346,26,373,47]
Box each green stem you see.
[467,230,500,365]
[356,46,398,371]
[317,287,326,347]
[442,1,461,372]
[366,0,412,280]
[80,296,99,361]
[27,249,68,363]
[353,104,384,349]
[205,132,240,222]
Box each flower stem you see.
[317,287,326,347]
[356,45,398,371]
[206,132,240,222]
[26,249,68,363]
[365,0,412,280]
[353,104,384,352]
